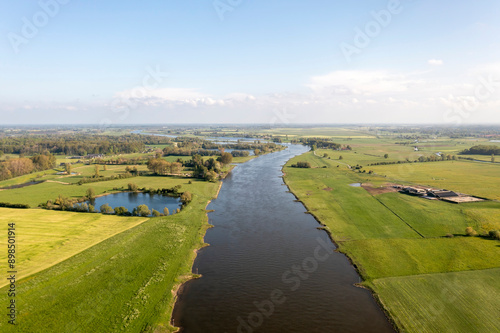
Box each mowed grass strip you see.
[372,268,500,333]
[340,237,500,280]
[0,181,219,333]
[0,208,147,288]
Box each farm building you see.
[428,190,459,199]
[401,187,427,196]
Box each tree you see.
[492,154,495,163]
[323,153,329,158]
[66,163,72,175]
[94,164,100,178]
[128,183,138,191]
[152,209,161,217]
[489,230,500,240]
[85,187,95,200]
[136,204,151,217]
[254,149,261,155]
[339,156,343,160]
[163,207,170,216]
[465,227,478,237]
[100,203,114,214]
[218,152,233,165]
[181,191,192,205]
[114,206,128,216]
[103,165,107,171]
[205,170,218,182]
[384,154,389,159]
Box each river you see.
[172,144,394,332]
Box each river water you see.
[172,144,394,333]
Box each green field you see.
[373,268,500,333]
[284,148,500,333]
[0,209,147,288]
[0,179,219,332]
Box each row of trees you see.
[147,158,183,175]
[368,154,457,166]
[0,153,56,181]
[461,145,500,156]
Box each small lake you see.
[88,192,182,216]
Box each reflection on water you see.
[88,192,181,216]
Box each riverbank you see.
[170,179,224,332]
[282,150,500,332]
[281,158,398,332]
[0,178,221,333]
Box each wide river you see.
[172,144,394,332]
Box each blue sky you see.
[1,0,500,125]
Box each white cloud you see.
[428,59,444,66]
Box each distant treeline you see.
[0,134,170,155]
[162,142,279,157]
[461,145,500,156]
[293,138,349,150]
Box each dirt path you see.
[46,180,71,185]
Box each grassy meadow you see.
[283,140,500,332]
[0,176,219,332]
[0,208,147,288]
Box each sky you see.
[1,0,500,125]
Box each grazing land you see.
[373,268,500,333]
[281,126,500,333]
[0,177,219,332]
[0,208,147,288]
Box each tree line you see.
[460,145,500,156]
[0,152,56,181]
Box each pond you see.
[88,192,182,216]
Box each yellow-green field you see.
[0,176,219,332]
[0,208,147,288]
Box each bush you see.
[100,204,114,214]
[163,207,170,216]
[136,204,151,217]
[128,183,138,191]
[465,227,478,237]
[180,191,192,205]
[152,209,161,217]
[488,230,500,240]
[291,161,312,168]
[0,202,30,209]
[114,206,129,216]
